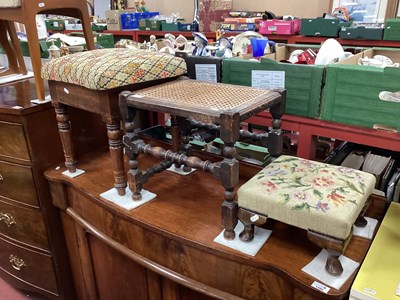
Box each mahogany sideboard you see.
[45,138,386,300]
[0,78,107,299]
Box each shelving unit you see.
[50,29,400,47]
[248,112,400,160]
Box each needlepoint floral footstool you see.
[237,155,376,276]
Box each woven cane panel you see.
[136,80,270,110]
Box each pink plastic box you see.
[259,19,301,35]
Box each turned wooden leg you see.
[127,152,143,201]
[171,115,182,169]
[325,251,343,276]
[178,117,192,172]
[268,91,285,157]
[54,103,77,173]
[121,105,143,202]
[307,230,351,277]
[219,116,240,240]
[354,197,371,228]
[220,144,239,240]
[238,208,268,242]
[107,122,127,196]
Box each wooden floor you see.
[0,276,38,299]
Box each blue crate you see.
[120,11,159,30]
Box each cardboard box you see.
[224,17,261,24]
[259,19,301,35]
[105,10,124,31]
[321,48,400,130]
[199,0,232,32]
[220,22,257,31]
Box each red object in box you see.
[199,0,232,32]
[259,19,301,35]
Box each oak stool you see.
[237,155,376,276]
[41,48,187,196]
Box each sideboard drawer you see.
[0,200,49,251]
[0,160,38,207]
[0,236,58,295]
[0,122,30,161]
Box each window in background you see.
[331,0,399,23]
[397,0,400,15]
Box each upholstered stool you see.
[41,48,187,196]
[237,155,376,276]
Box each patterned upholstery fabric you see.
[238,155,376,239]
[41,48,187,90]
[0,0,21,7]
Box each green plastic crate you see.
[138,19,151,30]
[18,39,62,58]
[340,26,383,40]
[91,23,107,31]
[45,19,66,31]
[222,45,325,118]
[321,49,400,131]
[384,19,400,41]
[150,20,165,31]
[300,18,351,37]
[161,22,179,31]
[69,32,115,48]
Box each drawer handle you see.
[9,255,26,271]
[0,212,16,228]
[0,173,3,181]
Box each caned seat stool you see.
[41,48,187,196]
[237,155,376,276]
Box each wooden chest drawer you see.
[0,122,30,161]
[0,200,49,251]
[0,236,58,295]
[0,160,38,207]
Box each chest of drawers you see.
[0,79,75,299]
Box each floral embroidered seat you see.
[237,155,376,276]
[41,48,187,90]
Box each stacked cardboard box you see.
[199,0,232,32]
